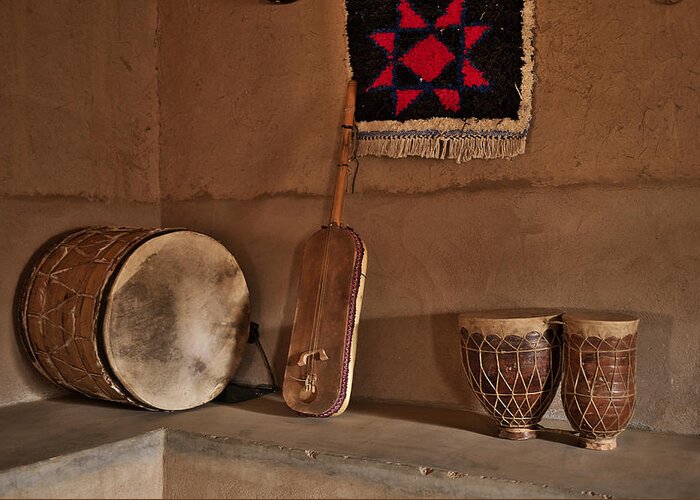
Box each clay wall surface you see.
[0,1,161,406]
[159,0,699,200]
[2,0,697,435]
[159,0,700,434]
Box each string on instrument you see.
[338,123,361,194]
[302,217,334,400]
[349,124,361,194]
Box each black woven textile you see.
[346,0,526,123]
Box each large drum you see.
[18,227,249,411]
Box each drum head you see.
[459,308,563,338]
[103,231,249,410]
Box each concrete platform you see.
[0,394,698,498]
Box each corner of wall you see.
[155,0,164,228]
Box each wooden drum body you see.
[561,312,638,450]
[459,310,563,440]
[18,227,249,411]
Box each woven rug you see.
[345,0,535,162]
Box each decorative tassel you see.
[357,135,527,163]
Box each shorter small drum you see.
[561,312,638,450]
[18,227,250,411]
[459,309,563,440]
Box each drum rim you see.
[458,308,564,322]
[562,311,639,324]
[96,227,182,410]
[458,309,564,339]
[101,229,250,411]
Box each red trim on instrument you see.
[316,227,364,418]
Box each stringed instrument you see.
[282,81,367,417]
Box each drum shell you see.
[561,313,638,440]
[459,310,563,431]
[18,226,248,410]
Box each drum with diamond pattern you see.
[18,227,249,411]
[561,312,638,450]
[459,309,563,440]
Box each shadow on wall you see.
[270,313,484,413]
[623,310,674,430]
[352,313,480,410]
[230,213,312,388]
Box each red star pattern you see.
[367,0,490,117]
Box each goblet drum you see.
[18,227,250,411]
[459,309,563,440]
[561,312,638,450]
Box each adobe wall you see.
[3,0,697,435]
[0,1,161,406]
[159,0,700,433]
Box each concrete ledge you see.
[0,395,698,498]
[164,429,577,499]
[0,431,164,499]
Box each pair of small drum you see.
[459,309,638,450]
[18,227,250,411]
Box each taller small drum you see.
[561,312,638,450]
[18,227,249,411]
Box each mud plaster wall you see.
[158,0,699,199]
[159,0,699,434]
[0,1,161,406]
[1,0,697,435]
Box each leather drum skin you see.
[18,227,249,411]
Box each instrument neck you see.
[329,81,357,226]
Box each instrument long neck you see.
[329,81,357,226]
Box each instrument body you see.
[283,225,366,417]
[459,309,563,440]
[561,312,638,451]
[282,81,366,417]
[18,226,249,411]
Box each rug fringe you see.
[357,135,526,163]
